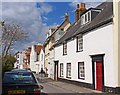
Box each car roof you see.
[4,69,32,74]
[12,69,31,72]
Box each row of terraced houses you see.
[14,1,120,94]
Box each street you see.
[40,81,90,95]
[35,74,101,95]
[41,80,75,93]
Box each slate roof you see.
[50,20,70,37]
[54,19,81,46]
[54,2,113,47]
[74,2,113,35]
[44,19,71,47]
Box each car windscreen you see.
[3,72,37,84]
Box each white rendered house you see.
[54,2,120,94]
[14,51,23,69]
[30,44,44,73]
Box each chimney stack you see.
[75,4,80,22]
[75,3,86,22]
[79,3,86,16]
[80,3,86,10]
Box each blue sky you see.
[40,2,75,25]
[0,1,104,52]
[36,2,75,25]
[37,2,102,26]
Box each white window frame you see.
[63,42,67,55]
[76,34,83,52]
[87,11,91,22]
[78,62,85,79]
[60,63,64,77]
[81,15,85,25]
[67,63,71,78]
[81,11,91,25]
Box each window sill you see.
[78,77,85,80]
[66,76,71,79]
[60,76,64,78]
[76,50,83,53]
[63,54,67,56]
[34,60,39,62]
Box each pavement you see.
[35,74,102,94]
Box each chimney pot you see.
[64,12,69,21]
[77,4,79,8]
[75,4,80,22]
[75,3,86,22]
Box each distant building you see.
[14,51,23,69]
[30,44,44,73]
[22,47,31,69]
[44,13,71,79]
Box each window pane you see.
[63,42,67,55]
[85,14,87,22]
[78,62,85,79]
[60,63,63,76]
[67,63,71,77]
[88,12,90,21]
[77,35,83,51]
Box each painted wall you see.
[49,48,55,79]
[30,45,44,73]
[46,22,71,78]
[14,52,23,69]
[39,49,45,71]
[118,1,120,86]
[113,0,120,87]
[55,24,116,87]
[45,43,50,73]
[30,45,37,72]
[113,1,120,87]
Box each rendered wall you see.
[55,24,116,87]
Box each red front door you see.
[55,64,58,80]
[96,60,102,91]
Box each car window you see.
[3,72,37,84]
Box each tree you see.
[0,21,28,75]
[2,55,16,76]
[0,21,28,57]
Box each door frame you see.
[90,54,105,91]
[54,60,59,80]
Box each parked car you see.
[2,69,43,95]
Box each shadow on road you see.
[41,92,48,95]
[41,93,106,95]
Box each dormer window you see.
[81,11,91,25]
[81,8,101,25]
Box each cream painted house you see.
[113,0,120,92]
[44,13,71,79]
